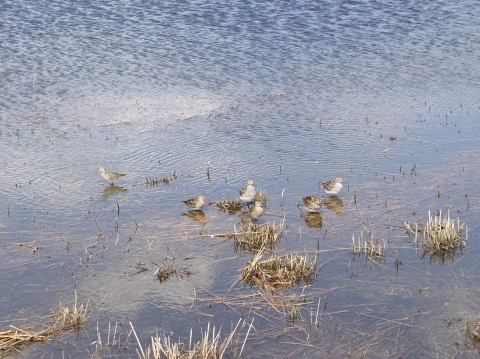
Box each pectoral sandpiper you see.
[303,196,322,213]
[318,177,343,196]
[249,200,264,221]
[181,195,206,210]
[239,178,256,205]
[99,167,127,184]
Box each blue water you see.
[1,1,479,358]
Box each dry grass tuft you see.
[234,221,283,253]
[154,263,192,283]
[216,197,243,213]
[351,231,386,263]
[0,291,88,354]
[240,251,318,289]
[132,319,252,359]
[405,210,467,254]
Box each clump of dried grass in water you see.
[216,197,243,213]
[0,291,89,354]
[422,210,467,252]
[154,263,192,283]
[405,210,467,253]
[131,319,253,359]
[234,220,284,253]
[351,230,386,263]
[240,251,318,289]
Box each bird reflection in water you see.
[102,184,127,200]
[182,210,207,226]
[323,197,344,216]
[301,212,323,230]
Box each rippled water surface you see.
[1,1,480,358]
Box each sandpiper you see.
[249,200,264,221]
[99,167,127,184]
[181,195,206,210]
[318,177,343,196]
[239,178,256,206]
[303,196,322,212]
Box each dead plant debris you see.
[460,314,480,349]
[240,251,318,289]
[216,197,243,213]
[0,291,88,354]
[234,221,283,253]
[405,210,467,255]
[146,171,183,186]
[351,231,386,262]
[154,263,192,283]
[131,319,252,359]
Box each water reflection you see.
[323,197,344,217]
[182,210,206,226]
[301,212,323,230]
[102,185,128,200]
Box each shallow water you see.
[1,0,480,358]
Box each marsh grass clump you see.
[0,291,88,354]
[234,221,283,253]
[240,251,318,289]
[422,210,466,252]
[406,210,467,254]
[132,320,251,359]
[351,231,386,262]
[154,263,191,283]
[216,197,243,213]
